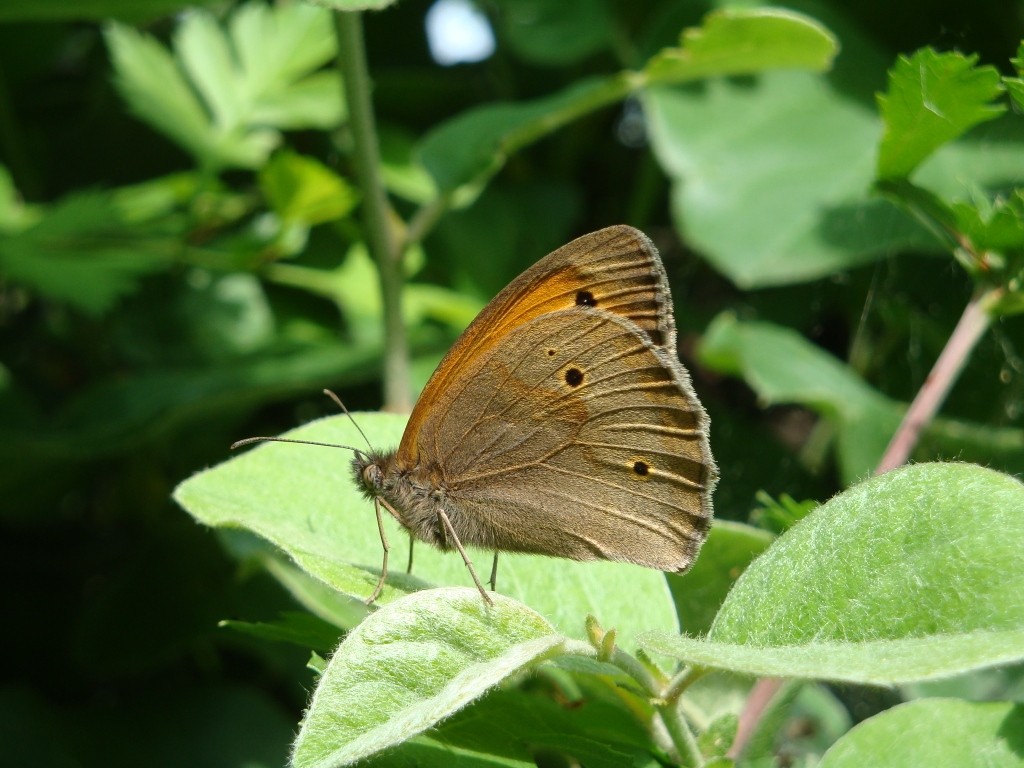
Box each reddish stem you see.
[875,289,994,474]
[727,677,784,761]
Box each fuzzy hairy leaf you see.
[290,588,563,768]
[641,464,1024,684]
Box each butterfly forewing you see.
[416,307,716,572]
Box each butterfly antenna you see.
[230,436,363,452]
[323,388,376,452]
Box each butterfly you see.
[349,225,717,603]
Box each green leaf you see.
[644,69,931,288]
[641,463,1024,684]
[106,3,341,171]
[667,521,773,637]
[260,151,359,226]
[0,192,172,315]
[290,588,564,768]
[259,550,372,631]
[173,413,682,641]
[644,8,837,84]
[877,49,1006,180]
[106,22,248,169]
[642,629,1024,685]
[819,699,1024,767]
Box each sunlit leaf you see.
[290,589,564,768]
[642,463,1024,684]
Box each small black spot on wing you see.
[576,290,597,307]
[633,460,650,476]
[564,367,584,387]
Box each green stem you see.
[334,11,410,411]
[568,634,704,766]
[657,699,703,767]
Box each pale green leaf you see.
[250,71,345,129]
[173,413,681,642]
[641,463,1024,684]
[290,588,564,768]
[641,629,1024,685]
[819,699,1024,767]
[229,2,336,92]
[698,313,898,481]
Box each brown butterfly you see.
[348,225,718,603]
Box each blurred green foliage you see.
[1,0,1023,765]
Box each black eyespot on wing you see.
[575,290,597,307]
[564,367,584,387]
[546,348,557,356]
[632,460,650,476]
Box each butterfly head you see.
[351,449,393,501]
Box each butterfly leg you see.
[489,552,499,592]
[437,509,494,605]
[406,536,415,574]
[366,499,390,605]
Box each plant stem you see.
[334,11,410,412]
[569,631,705,766]
[727,677,783,760]
[657,699,703,767]
[875,288,996,474]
